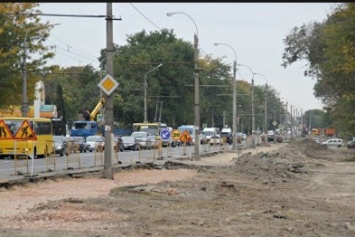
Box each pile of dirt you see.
[232,139,331,181]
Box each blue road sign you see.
[160,129,170,141]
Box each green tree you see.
[0,3,56,107]
[281,3,355,135]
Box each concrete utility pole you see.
[166,11,200,160]
[214,42,238,150]
[103,3,114,180]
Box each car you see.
[71,136,89,153]
[220,127,233,145]
[199,131,208,145]
[347,140,355,149]
[52,135,67,156]
[131,131,152,149]
[120,136,139,151]
[267,130,275,142]
[113,136,126,151]
[322,138,343,148]
[86,135,105,152]
[148,135,159,149]
[210,135,222,146]
[64,137,80,155]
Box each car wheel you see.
[60,149,64,157]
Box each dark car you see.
[121,136,139,151]
[347,140,355,149]
[52,135,67,156]
[71,136,89,153]
[114,136,125,152]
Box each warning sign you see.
[0,120,14,139]
[14,120,37,140]
[171,129,181,141]
[180,130,192,143]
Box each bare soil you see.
[1,138,355,237]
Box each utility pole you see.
[103,3,114,180]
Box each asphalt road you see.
[0,142,233,180]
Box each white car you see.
[322,138,343,148]
[131,131,152,149]
[86,135,105,152]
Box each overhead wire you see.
[129,3,161,31]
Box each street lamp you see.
[254,73,268,135]
[144,63,163,123]
[214,42,238,150]
[237,63,256,147]
[22,23,60,117]
[167,11,201,160]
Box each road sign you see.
[278,124,284,130]
[14,120,37,140]
[98,74,119,96]
[171,129,181,141]
[180,130,192,143]
[160,129,170,141]
[0,120,13,139]
[272,120,278,127]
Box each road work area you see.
[1,138,355,237]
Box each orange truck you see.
[325,128,336,137]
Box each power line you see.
[50,34,99,59]
[129,3,161,31]
[23,13,122,20]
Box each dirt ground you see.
[1,138,355,237]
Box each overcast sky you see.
[37,2,338,112]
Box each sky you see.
[36,2,339,112]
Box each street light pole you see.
[238,64,256,147]
[167,11,200,160]
[144,64,163,123]
[22,23,60,117]
[214,43,238,150]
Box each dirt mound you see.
[232,139,331,181]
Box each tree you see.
[0,3,56,107]
[281,3,355,135]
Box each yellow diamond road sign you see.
[98,74,119,96]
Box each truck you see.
[325,128,336,137]
[70,98,105,139]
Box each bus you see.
[0,117,54,159]
[311,128,320,136]
[132,122,172,146]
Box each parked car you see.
[347,140,355,149]
[86,135,105,152]
[71,136,89,153]
[52,135,67,156]
[120,136,139,151]
[322,138,343,148]
[131,131,152,149]
[113,136,125,152]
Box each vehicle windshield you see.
[86,136,102,142]
[121,136,134,142]
[131,132,147,138]
[53,136,64,143]
[204,131,214,136]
